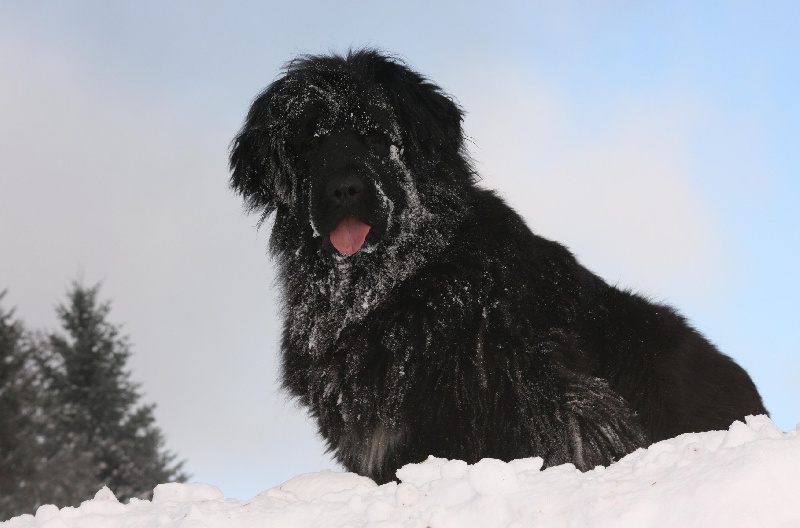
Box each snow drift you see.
[4,415,799,527]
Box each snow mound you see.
[5,416,800,527]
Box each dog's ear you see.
[229,78,297,218]
[372,56,464,162]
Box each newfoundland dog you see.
[229,49,767,484]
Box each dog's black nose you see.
[326,174,364,206]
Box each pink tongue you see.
[329,216,371,255]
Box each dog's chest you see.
[286,280,415,427]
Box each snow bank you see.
[4,416,799,527]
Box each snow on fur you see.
[4,415,800,527]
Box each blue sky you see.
[1,1,798,500]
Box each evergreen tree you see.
[44,282,188,501]
[0,283,187,520]
[0,292,99,520]
[0,291,34,510]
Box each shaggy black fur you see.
[229,49,768,484]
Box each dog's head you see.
[229,49,473,259]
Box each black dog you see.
[230,49,767,484]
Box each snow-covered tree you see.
[0,291,35,516]
[0,283,188,520]
[43,282,188,501]
[0,292,100,520]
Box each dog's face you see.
[229,50,473,263]
[290,95,407,256]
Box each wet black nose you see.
[326,174,364,206]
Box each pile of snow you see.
[4,415,799,527]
